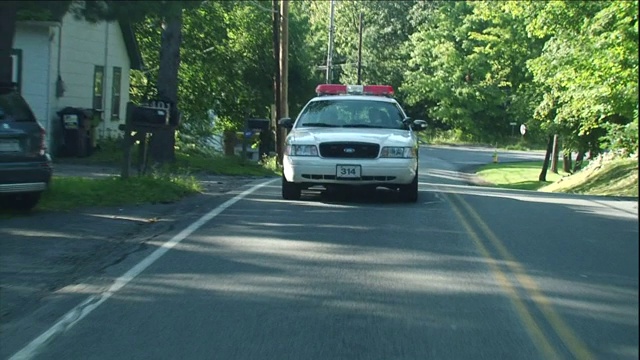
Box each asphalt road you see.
[2,146,638,360]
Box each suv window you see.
[0,91,37,122]
[297,99,406,129]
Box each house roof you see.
[118,20,144,71]
[17,4,144,71]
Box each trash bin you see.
[57,107,94,157]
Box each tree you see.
[78,1,202,165]
[525,1,639,156]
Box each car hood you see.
[287,128,414,147]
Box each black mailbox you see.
[131,105,169,126]
[128,99,180,129]
[245,118,271,157]
[247,118,270,131]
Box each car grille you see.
[319,142,379,159]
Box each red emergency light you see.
[363,85,394,96]
[315,84,347,95]
[315,84,394,97]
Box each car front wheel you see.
[282,174,301,200]
[399,174,418,203]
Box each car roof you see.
[308,94,400,104]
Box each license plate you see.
[0,139,21,153]
[336,165,361,179]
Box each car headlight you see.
[380,146,416,158]
[286,144,319,156]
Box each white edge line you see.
[10,178,279,360]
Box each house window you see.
[10,49,22,94]
[111,67,122,120]
[92,65,104,110]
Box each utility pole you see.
[272,0,281,163]
[325,0,335,83]
[357,12,363,85]
[278,0,289,165]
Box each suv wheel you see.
[399,175,418,203]
[282,174,301,200]
[3,192,42,211]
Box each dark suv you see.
[0,86,53,211]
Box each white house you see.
[11,9,143,155]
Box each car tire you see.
[3,192,42,211]
[399,174,418,203]
[282,174,301,200]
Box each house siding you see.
[12,24,50,130]
[13,12,135,154]
[58,13,131,140]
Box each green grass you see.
[57,138,281,177]
[39,173,202,211]
[0,172,202,216]
[475,161,570,191]
[12,139,279,213]
[476,158,638,197]
[539,158,638,197]
[1,137,281,214]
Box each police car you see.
[278,84,427,202]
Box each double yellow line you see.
[444,192,595,360]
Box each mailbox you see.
[247,118,270,131]
[126,100,180,129]
[131,105,169,126]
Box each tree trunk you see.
[278,0,288,165]
[149,8,183,166]
[563,153,572,173]
[272,0,281,163]
[539,135,553,182]
[573,151,585,172]
[0,2,18,87]
[550,134,559,173]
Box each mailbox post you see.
[120,100,180,179]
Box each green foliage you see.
[60,0,636,164]
[601,118,639,156]
[16,1,72,21]
[525,1,639,154]
[403,1,540,143]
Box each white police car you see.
[278,84,427,202]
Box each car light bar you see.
[363,85,394,96]
[315,84,394,97]
[315,84,347,95]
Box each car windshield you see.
[295,99,406,130]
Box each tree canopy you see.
[5,0,638,157]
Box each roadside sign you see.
[520,124,527,135]
[509,122,517,126]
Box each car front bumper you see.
[283,155,417,186]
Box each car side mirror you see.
[278,117,293,129]
[411,120,427,131]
